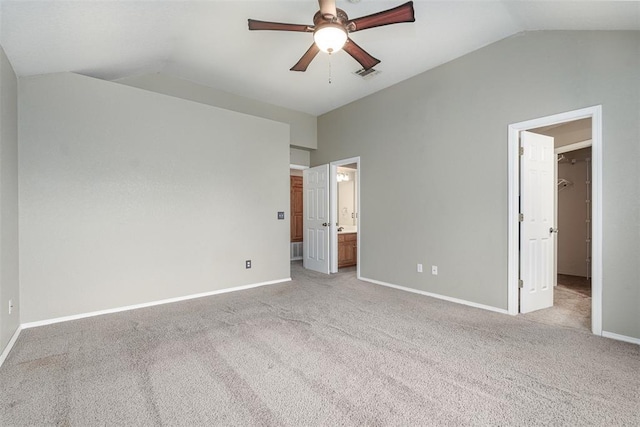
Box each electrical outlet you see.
[246,260,252,269]
[277,211,285,220]
[8,299,13,314]
[431,265,438,275]
[417,263,423,273]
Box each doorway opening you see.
[301,157,361,276]
[524,120,592,330]
[332,162,358,273]
[290,167,305,261]
[508,106,602,336]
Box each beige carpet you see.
[522,275,592,331]
[1,263,638,426]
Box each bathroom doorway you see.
[336,164,358,271]
[330,157,360,275]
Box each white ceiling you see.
[2,1,639,116]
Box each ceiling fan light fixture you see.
[313,24,347,53]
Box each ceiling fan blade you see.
[248,19,312,32]
[290,43,321,72]
[348,1,415,32]
[342,38,380,70]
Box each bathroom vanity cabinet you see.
[338,232,357,268]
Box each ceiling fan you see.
[248,0,415,72]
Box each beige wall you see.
[534,118,592,148]
[557,149,591,277]
[313,31,640,339]
[19,72,290,323]
[0,46,19,353]
[117,73,317,150]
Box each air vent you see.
[353,68,381,80]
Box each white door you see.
[303,165,330,273]
[520,131,555,313]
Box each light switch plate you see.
[278,211,285,220]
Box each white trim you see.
[602,331,640,345]
[356,162,361,280]
[507,122,520,315]
[21,278,291,329]
[360,277,509,315]
[508,105,603,335]
[329,157,361,275]
[555,139,592,154]
[0,326,22,368]
[330,163,338,272]
[289,164,309,170]
[592,108,603,335]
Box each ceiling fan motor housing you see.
[313,8,349,27]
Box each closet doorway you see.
[508,106,602,336]
[527,119,593,330]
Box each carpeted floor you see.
[522,275,592,331]
[1,263,638,426]
[557,274,592,297]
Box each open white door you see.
[520,131,555,313]
[303,165,330,274]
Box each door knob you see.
[549,227,558,234]
[322,223,329,227]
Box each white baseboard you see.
[359,276,509,315]
[21,277,291,329]
[0,326,22,368]
[602,331,640,345]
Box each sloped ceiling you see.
[2,1,639,115]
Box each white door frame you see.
[330,157,360,276]
[508,106,602,335]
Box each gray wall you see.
[313,31,640,339]
[290,147,311,167]
[117,73,317,150]
[19,72,290,323]
[0,46,19,352]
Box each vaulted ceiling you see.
[2,1,639,115]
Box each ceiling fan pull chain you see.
[328,53,332,84]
